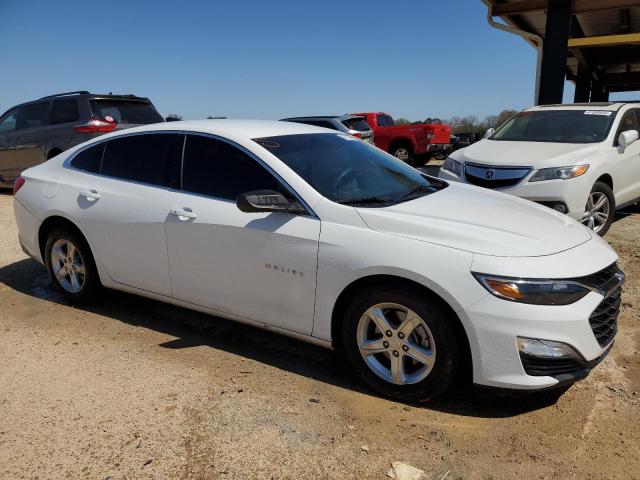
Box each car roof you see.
[281,114,364,121]
[106,119,333,139]
[527,102,639,112]
[7,92,152,110]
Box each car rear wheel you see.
[391,145,415,166]
[338,285,461,403]
[45,228,100,304]
[580,182,615,236]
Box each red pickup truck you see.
[353,112,451,165]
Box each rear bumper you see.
[13,198,43,264]
[426,143,451,152]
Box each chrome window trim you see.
[63,129,318,218]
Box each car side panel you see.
[311,200,482,342]
[61,171,173,296]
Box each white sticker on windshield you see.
[584,110,613,116]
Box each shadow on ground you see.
[615,202,640,222]
[0,257,573,418]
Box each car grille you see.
[589,286,621,347]
[568,263,623,348]
[464,163,531,189]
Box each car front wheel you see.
[338,284,461,403]
[580,181,615,236]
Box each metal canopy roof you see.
[483,0,640,94]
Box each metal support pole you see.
[538,0,573,105]
[574,61,592,102]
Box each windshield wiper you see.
[337,196,395,206]
[398,183,436,201]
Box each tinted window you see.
[17,102,50,130]
[101,133,180,186]
[182,135,288,200]
[616,110,638,136]
[90,100,163,124]
[377,114,395,127]
[287,119,338,130]
[50,99,79,124]
[342,118,371,132]
[0,109,18,133]
[70,143,104,173]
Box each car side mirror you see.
[618,129,639,149]
[483,128,495,139]
[236,190,306,214]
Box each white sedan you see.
[13,120,624,402]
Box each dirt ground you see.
[0,187,639,480]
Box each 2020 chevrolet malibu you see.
[13,120,624,402]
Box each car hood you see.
[452,139,601,168]
[355,183,592,257]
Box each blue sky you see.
[0,0,635,121]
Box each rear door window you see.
[376,114,395,127]
[181,134,290,201]
[0,109,18,133]
[90,100,164,124]
[70,143,104,173]
[101,133,182,187]
[50,99,80,124]
[17,102,50,130]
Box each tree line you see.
[394,109,519,134]
[165,109,520,135]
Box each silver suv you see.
[281,115,374,144]
[0,91,163,188]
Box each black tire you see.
[583,181,615,237]
[337,284,462,403]
[391,144,415,166]
[44,228,100,304]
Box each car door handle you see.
[170,208,198,221]
[79,190,101,201]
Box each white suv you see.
[13,120,623,402]
[438,103,640,236]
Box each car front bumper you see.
[426,143,452,152]
[460,289,615,390]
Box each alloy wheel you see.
[50,239,86,293]
[580,192,610,233]
[394,148,410,162]
[356,303,436,385]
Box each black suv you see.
[0,91,164,187]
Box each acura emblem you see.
[485,169,495,179]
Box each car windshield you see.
[491,110,615,143]
[253,133,446,206]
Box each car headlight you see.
[529,165,589,182]
[442,158,463,176]
[472,273,590,305]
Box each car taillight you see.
[13,176,25,195]
[75,118,117,133]
[351,132,362,139]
